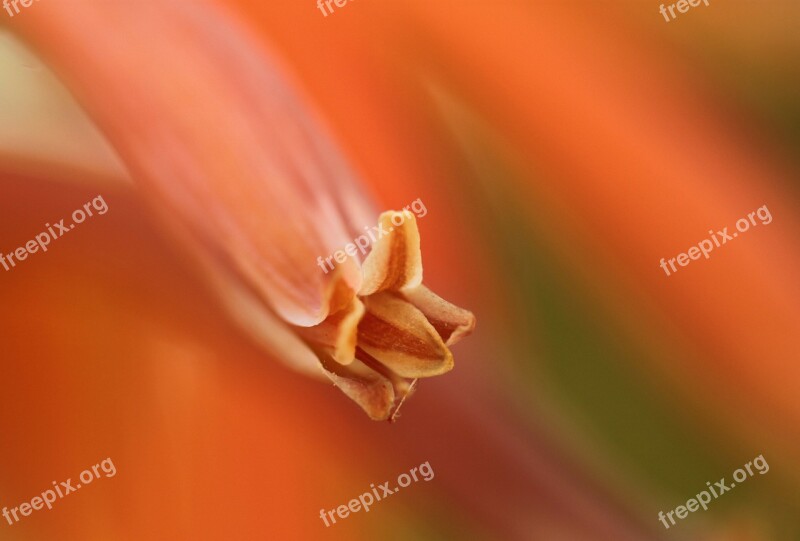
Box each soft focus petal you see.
[14,0,373,327]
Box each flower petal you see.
[14,1,374,327]
[294,295,364,366]
[179,226,325,378]
[357,291,453,378]
[318,356,395,421]
[358,211,422,296]
[401,285,476,346]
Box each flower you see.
[295,210,475,420]
[12,0,474,420]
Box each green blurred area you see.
[430,88,800,537]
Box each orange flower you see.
[297,211,475,419]
[13,0,474,420]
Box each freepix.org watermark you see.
[319,461,434,527]
[659,204,772,277]
[659,0,710,23]
[2,457,117,526]
[316,198,427,274]
[658,454,769,529]
[316,0,355,17]
[0,195,108,273]
[3,0,41,18]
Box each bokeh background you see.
[1,1,799,539]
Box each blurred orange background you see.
[1,0,798,539]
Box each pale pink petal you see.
[15,1,373,326]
